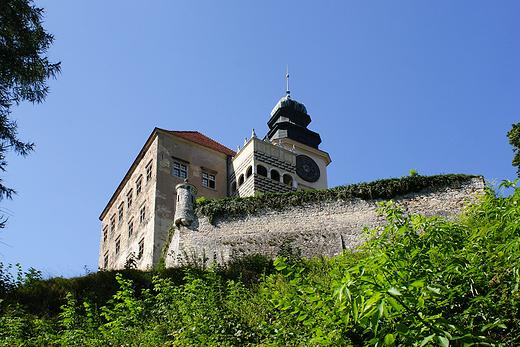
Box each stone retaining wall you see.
[165,177,484,266]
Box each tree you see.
[0,0,60,226]
[507,123,520,178]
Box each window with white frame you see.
[128,220,133,238]
[138,238,144,259]
[103,226,108,243]
[104,252,109,269]
[202,172,216,189]
[115,236,120,255]
[118,202,124,221]
[127,189,133,208]
[146,160,153,182]
[136,175,142,196]
[139,205,146,224]
[110,214,115,233]
[173,162,187,179]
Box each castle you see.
[99,86,331,270]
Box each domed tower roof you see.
[265,70,322,149]
[270,96,307,117]
[266,94,321,149]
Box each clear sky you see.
[1,1,519,278]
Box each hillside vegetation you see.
[1,178,519,346]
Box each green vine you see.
[159,223,177,266]
[194,174,480,223]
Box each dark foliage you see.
[0,253,275,319]
[507,123,520,177]
[0,0,60,226]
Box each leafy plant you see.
[196,196,208,204]
[507,123,520,177]
[195,174,479,224]
[252,181,520,346]
[3,180,520,346]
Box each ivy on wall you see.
[194,174,480,223]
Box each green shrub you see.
[195,173,479,223]
[259,179,520,346]
[6,176,520,346]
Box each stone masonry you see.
[164,177,484,267]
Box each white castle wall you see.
[164,177,484,266]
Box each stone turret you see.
[174,179,197,226]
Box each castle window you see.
[103,226,108,243]
[138,238,144,259]
[136,176,142,196]
[257,164,267,177]
[104,252,109,269]
[110,214,115,233]
[283,174,293,186]
[238,174,244,186]
[128,220,133,238]
[173,162,187,179]
[246,166,252,178]
[127,189,133,208]
[118,202,124,221]
[202,172,216,189]
[115,236,120,255]
[146,160,153,182]
[139,205,146,224]
[271,169,280,182]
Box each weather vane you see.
[286,66,290,98]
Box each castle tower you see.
[174,180,198,226]
[228,81,331,196]
[265,90,331,191]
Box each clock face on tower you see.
[296,155,320,182]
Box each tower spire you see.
[286,66,290,98]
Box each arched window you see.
[283,174,293,186]
[231,181,237,194]
[271,169,280,182]
[238,174,245,186]
[246,166,253,178]
[257,164,267,177]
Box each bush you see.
[5,176,520,346]
[195,173,479,223]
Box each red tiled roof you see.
[160,129,236,156]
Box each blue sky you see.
[1,1,519,277]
